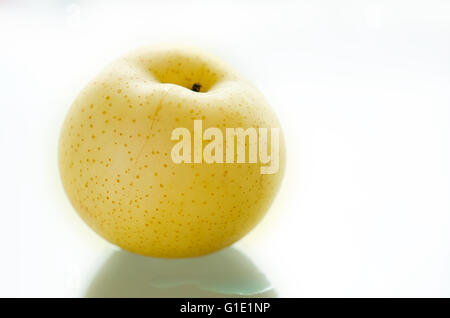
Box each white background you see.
[1,0,450,297]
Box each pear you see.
[59,46,285,257]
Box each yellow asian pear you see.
[58,45,285,258]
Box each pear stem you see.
[192,83,202,92]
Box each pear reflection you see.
[85,247,277,298]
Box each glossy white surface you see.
[1,0,450,297]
